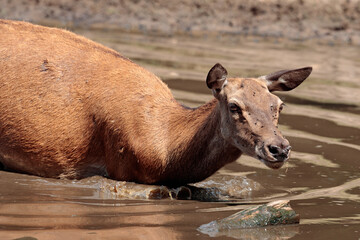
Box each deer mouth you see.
[257,156,286,169]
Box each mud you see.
[1,0,360,45]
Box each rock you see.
[198,200,299,235]
[99,176,261,201]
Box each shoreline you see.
[1,0,359,46]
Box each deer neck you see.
[162,99,242,185]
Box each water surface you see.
[1,29,360,239]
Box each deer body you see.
[0,20,311,185]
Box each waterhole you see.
[1,29,360,239]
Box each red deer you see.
[0,20,312,186]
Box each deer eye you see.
[229,103,242,114]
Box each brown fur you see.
[0,20,311,186]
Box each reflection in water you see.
[1,30,360,239]
[278,94,360,115]
[290,178,360,201]
[205,226,299,240]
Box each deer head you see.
[206,63,312,169]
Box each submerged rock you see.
[193,175,262,199]
[99,175,261,201]
[198,200,299,236]
[101,181,216,200]
[101,181,173,200]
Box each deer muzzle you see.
[255,138,291,169]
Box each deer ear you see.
[260,67,312,92]
[206,63,228,97]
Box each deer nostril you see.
[284,145,292,154]
[268,145,281,156]
[267,144,291,161]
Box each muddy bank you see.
[1,0,360,44]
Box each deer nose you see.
[267,145,291,161]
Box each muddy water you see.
[1,29,360,239]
